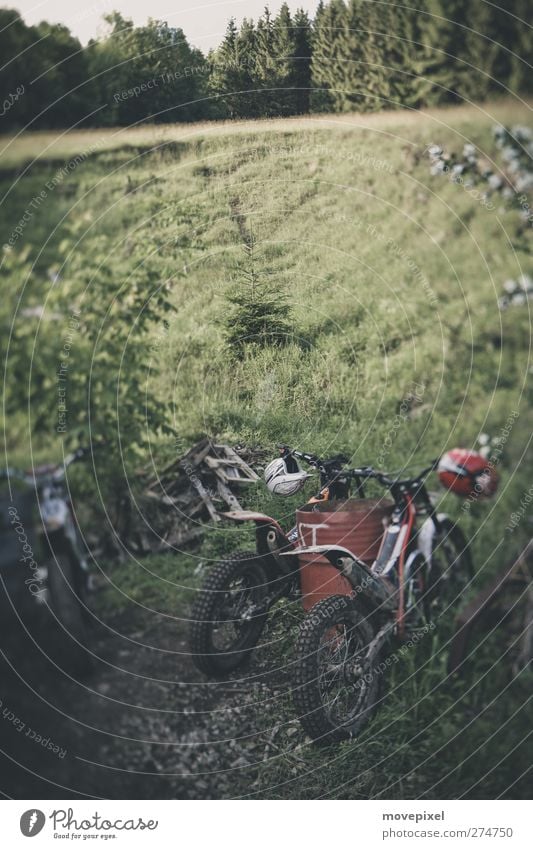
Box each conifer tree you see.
[310,0,349,112]
[505,0,533,93]
[332,0,382,113]
[272,3,298,115]
[359,0,389,110]
[292,8,313,114]
[254,7,275,115]
[463,1,499,102]
[415,0,452,106]
[339,0,367,111]
[209,19,246,118]
[236,17,261,116]
[224,227,293,358]
[382,3,419,109]
[309,0,332,111]
[478,0,533,97]
[438,0,475,103]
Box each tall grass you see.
[1,99,531,797]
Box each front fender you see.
[221,511,298,577]
[220,510,285,535]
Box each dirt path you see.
[0,601,303,799]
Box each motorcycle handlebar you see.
[276,445,440,486]
[277,445,349,471]
[347,458,439,488]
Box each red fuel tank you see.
[296,498,393,611]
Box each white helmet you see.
[264,456,310,497]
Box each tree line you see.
[1,1,532,130]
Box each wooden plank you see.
[209,461,241,483]
[146,457,184,489]
[188,475,220,523]
[218,444,260,480]
[208,445,260,483]
[185,498,211,519]
[147,439,211,490]
[216,479,242,511]
[180,438,212,468]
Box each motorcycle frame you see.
[289,465,447,638]
[219,448,362,608]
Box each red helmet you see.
[438,448,499,498]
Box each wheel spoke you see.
[316,619,370,727]
[210,573,261,651]
[293,596,381,742]
[190,553,268,676]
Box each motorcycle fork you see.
[397,496,417,639]
[255,524,299,611]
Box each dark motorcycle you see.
[189,447,367,676]
[1,447,94,672]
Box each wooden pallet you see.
[143,438,261,537]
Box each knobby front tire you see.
[293,595,382,745]
[189,551,268,676]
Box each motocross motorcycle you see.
[1,447,94,672]
[189,446,366,676]
[189,443,483,691]
[289,458,475,743]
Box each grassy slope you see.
[1,99,532,798]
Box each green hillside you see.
[1,99,532,798]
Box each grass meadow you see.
[1,98,532,798]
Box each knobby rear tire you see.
[46,551,92,674]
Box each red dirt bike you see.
[189,447,471,684]
[290,459,472,744]
[189,447,366,675]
